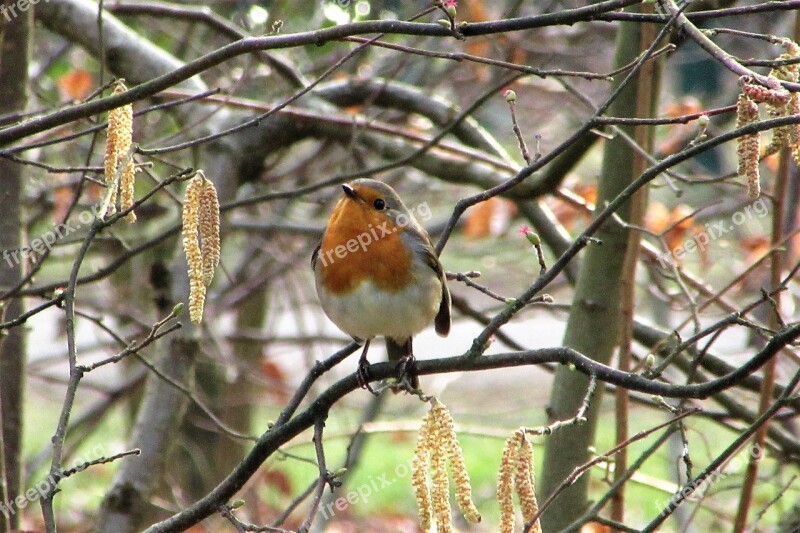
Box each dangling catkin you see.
[412,409,435,530]
[789,93,800,166]
[515,434,541,532]
[497,429,542,533]
[181,172,221,324]
[183,177,204,324]
[199,177,220,286]
[411,399,480,532]
[435,402,481,524]
[430,438,452,533]
[104,81,136,221]
[497,431,520,533]
[736,94,761,198]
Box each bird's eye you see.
[373,198,386,210]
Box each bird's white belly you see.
[317,276,440,340]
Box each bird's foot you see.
[394,354,420,393]
[357,358,379,396]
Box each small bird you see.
[312,179,451,393]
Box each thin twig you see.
[643,368,800,532]
[77,311,182,372]
[219,503,290,532]
[563,424,678,531]
[270,480,317,528]
[60,448,140,479]
[435,6,684,262]
[341,36,615,80]
[658,0,796,92]
[0,296,63,329]
[1,167,194,300]
[40,216,101,531]
[299,417,334,533]
[524,409,698,531]
[506,91,533,165]
[752,474,797,526]
[525,375,597,436]
[446,270,512,303]
[138,6,437,156]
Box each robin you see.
[312,179,451,393]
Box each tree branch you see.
[143,320,800,532]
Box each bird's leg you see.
[395,338,419,392]
[356,339,378,395]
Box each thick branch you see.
[2,0,645,145]
[143,321,800,532]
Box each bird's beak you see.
[342,184,359,200]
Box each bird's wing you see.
[403,225,451,337]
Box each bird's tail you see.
[385,337,418,391]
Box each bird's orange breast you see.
[317,199,413,294]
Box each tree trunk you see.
[0,5,31,531]
[539,19,657,531]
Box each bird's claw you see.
[395,354,419,392]
[357,359,378,395]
